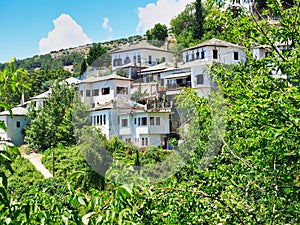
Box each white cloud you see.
[136,0,194,34]
[39,14,92,54]
[102,17,113,33]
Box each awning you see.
[165,72,190,80]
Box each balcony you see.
[166,82,191,91]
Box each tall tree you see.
[145,23,168,42]
[193,0,204,40]
[86,43,110,68]
[25,82,87,151]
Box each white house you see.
[119,109,172,148]
[160,38,246,102]
[181,38,246,65]
[77,73,132,109]
[88,97,145,139]
[0,107,28,146]
[110,42,174,79]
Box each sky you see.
[0,0,194,63]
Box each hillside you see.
[0,35,144,76]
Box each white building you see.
[110,42,174,79]
[88,97,145,139]
[0,107,29,146]
[160,38,246,102]
[119,109,172,148]
[181,38,246,65]
[77,73,132,109]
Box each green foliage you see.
[146,23,168,46]
[25,82,85,150]
[7,156,44,199]
[0,58,29,109]
[80,58,87,75]
[194,0,204,40]
[42,145,105,192]
[86,43,111,68]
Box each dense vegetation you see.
[0,0,300,224]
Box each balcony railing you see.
[166,83,191,91]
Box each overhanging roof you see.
[165,72,191,80]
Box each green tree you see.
[86,43,110,68]
[80,58,87,75]
[145,23,168,43]
[193,0,204,40]
[25,82,81,150]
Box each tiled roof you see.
[93,97,145,111]
[141,62,173,73]
[111,41,172,54]
[0,106,28,116]
[183,38,246,52]
[31,90,51,100]
[80,73,131,84]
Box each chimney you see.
[20,90,25,105]
[173,57,178,68]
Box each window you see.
[100,115,103,125]
[142,137,148,146]
[138,118,141,126]
[191,52,195,61]
[162,57,166,62]
[201,50,205,59]
[122,119,128,127]
[86,90,90,97]
[150,117,155,125]
[102,87,110,95]
[103,114,106,125]
[213,49,218,59]
[196,74,204,85]
[196,51,199,59]
[80,90,83,97]
[92,89,99,96]
[116,87,128,94]
[141,117,147,126]
[125,56,131,64]
[133,55,136,63]
[185,54,189,62]
[156,117,161,125]
[148,55,152,65]
[134,118,137,125]
[113,58,122,66]
[234,52,239,60]
[16,121,21,128]
[94,116,96,125]
[138,55,141,63]
[125,138,131,143]
[97,115,100,125]
[92,103,95,108]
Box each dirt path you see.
[20,146,53,179]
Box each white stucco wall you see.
[182,46,246,65]
[78,79,131,108]
[112,48,173,70]
[119,111,171,147]
[0,115,28,146]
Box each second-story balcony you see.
[165,72,191,91]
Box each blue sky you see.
[0,0,193,63]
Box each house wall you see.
[119,111,170,147]
[252,48,267,59]
[0,115,28,146]
[182,46,246,65]
[0,116,8,141]
[78,79,131,108]
[112,49,173,70]
[89,110,111,139]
